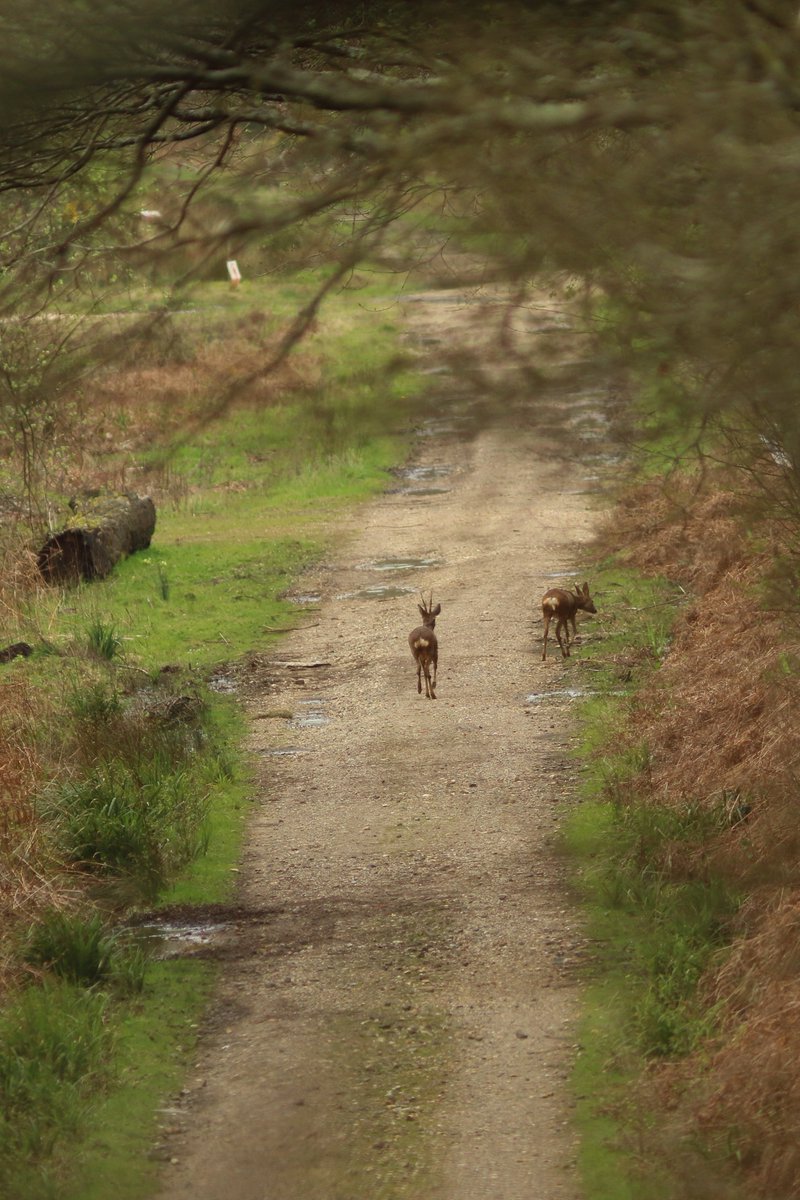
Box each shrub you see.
[86,618,122,661]
[67,681,123,724]
[20,909,146,994]
[42,757,209,900]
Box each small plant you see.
[22,909,116,985]
[86,617,122,661]
[68,680,123,724]
[20,909,146,991]
[156,560,170,600]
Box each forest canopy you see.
[2,0,800,508]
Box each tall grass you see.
[0,982,113,1192]
[44,758,208,900]
[21,910,147,994]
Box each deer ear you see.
[581,582,589,594]
[431,603,441,616]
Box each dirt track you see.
[153,293,607,1200]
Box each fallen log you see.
[37,493,156,584]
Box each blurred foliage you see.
[2,1,800,526]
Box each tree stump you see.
[37,493,157,584]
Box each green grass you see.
[61,960,215,1200]
[0,982,115,1199]
[0,266,430,1198]
[161,696,251,907]
[16,290,422,670]
[563,562,740,1200]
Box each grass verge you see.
[0,274,429,1198]
[563,563,742,1200]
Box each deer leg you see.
[542,611,552,661]
[432,648,438,688]
[569,614,577,646]
[416,661,423,693]
[555,618,569,658]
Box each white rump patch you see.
[544,597,559,612]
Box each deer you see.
[541,581,596,661]
[409,594,441,699]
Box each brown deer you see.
[541,581,596,661]
[409,594,441,699]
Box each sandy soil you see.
[152,292,609,1200]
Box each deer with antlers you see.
[409,594,441,699]
[541,581,597,661]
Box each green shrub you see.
[21,910,147,994]
[42,758,209,900]
[67,681,123,724]
[86,618,122,661]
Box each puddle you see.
[541,570,581,580]
[526,687,625,705]
[387,465,453,497]
[291,700,329,729]
[260,746,311,757]
[356,556,443,573]
[337,584,416,601]
[525,688,598,704]
[583,449,625,466]
[393,464,453,482]
[130,920,229,959]
[208,673,237,694]
[418,421,461,437]
[286,593,321,606]
[398,487,451,497]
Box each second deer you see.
[541,581,596,661]
[409,594,441,699]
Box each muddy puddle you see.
[290,700,329,729]
[525,687,600,705]
[418,420,462,437]
[286,593,322,607]
[387,463,453,497]
[356,555,443,573]
[130,918,230,960]
[541,570,581,581]
[337,583,417,601]
[525,686,625,705]
[401,486,451,496]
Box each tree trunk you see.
[37,493,156,584]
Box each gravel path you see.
[154,292,607,1200]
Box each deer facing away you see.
[409,596,441,699]
[541,581,596,661]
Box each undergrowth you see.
[564,564,743,1199]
